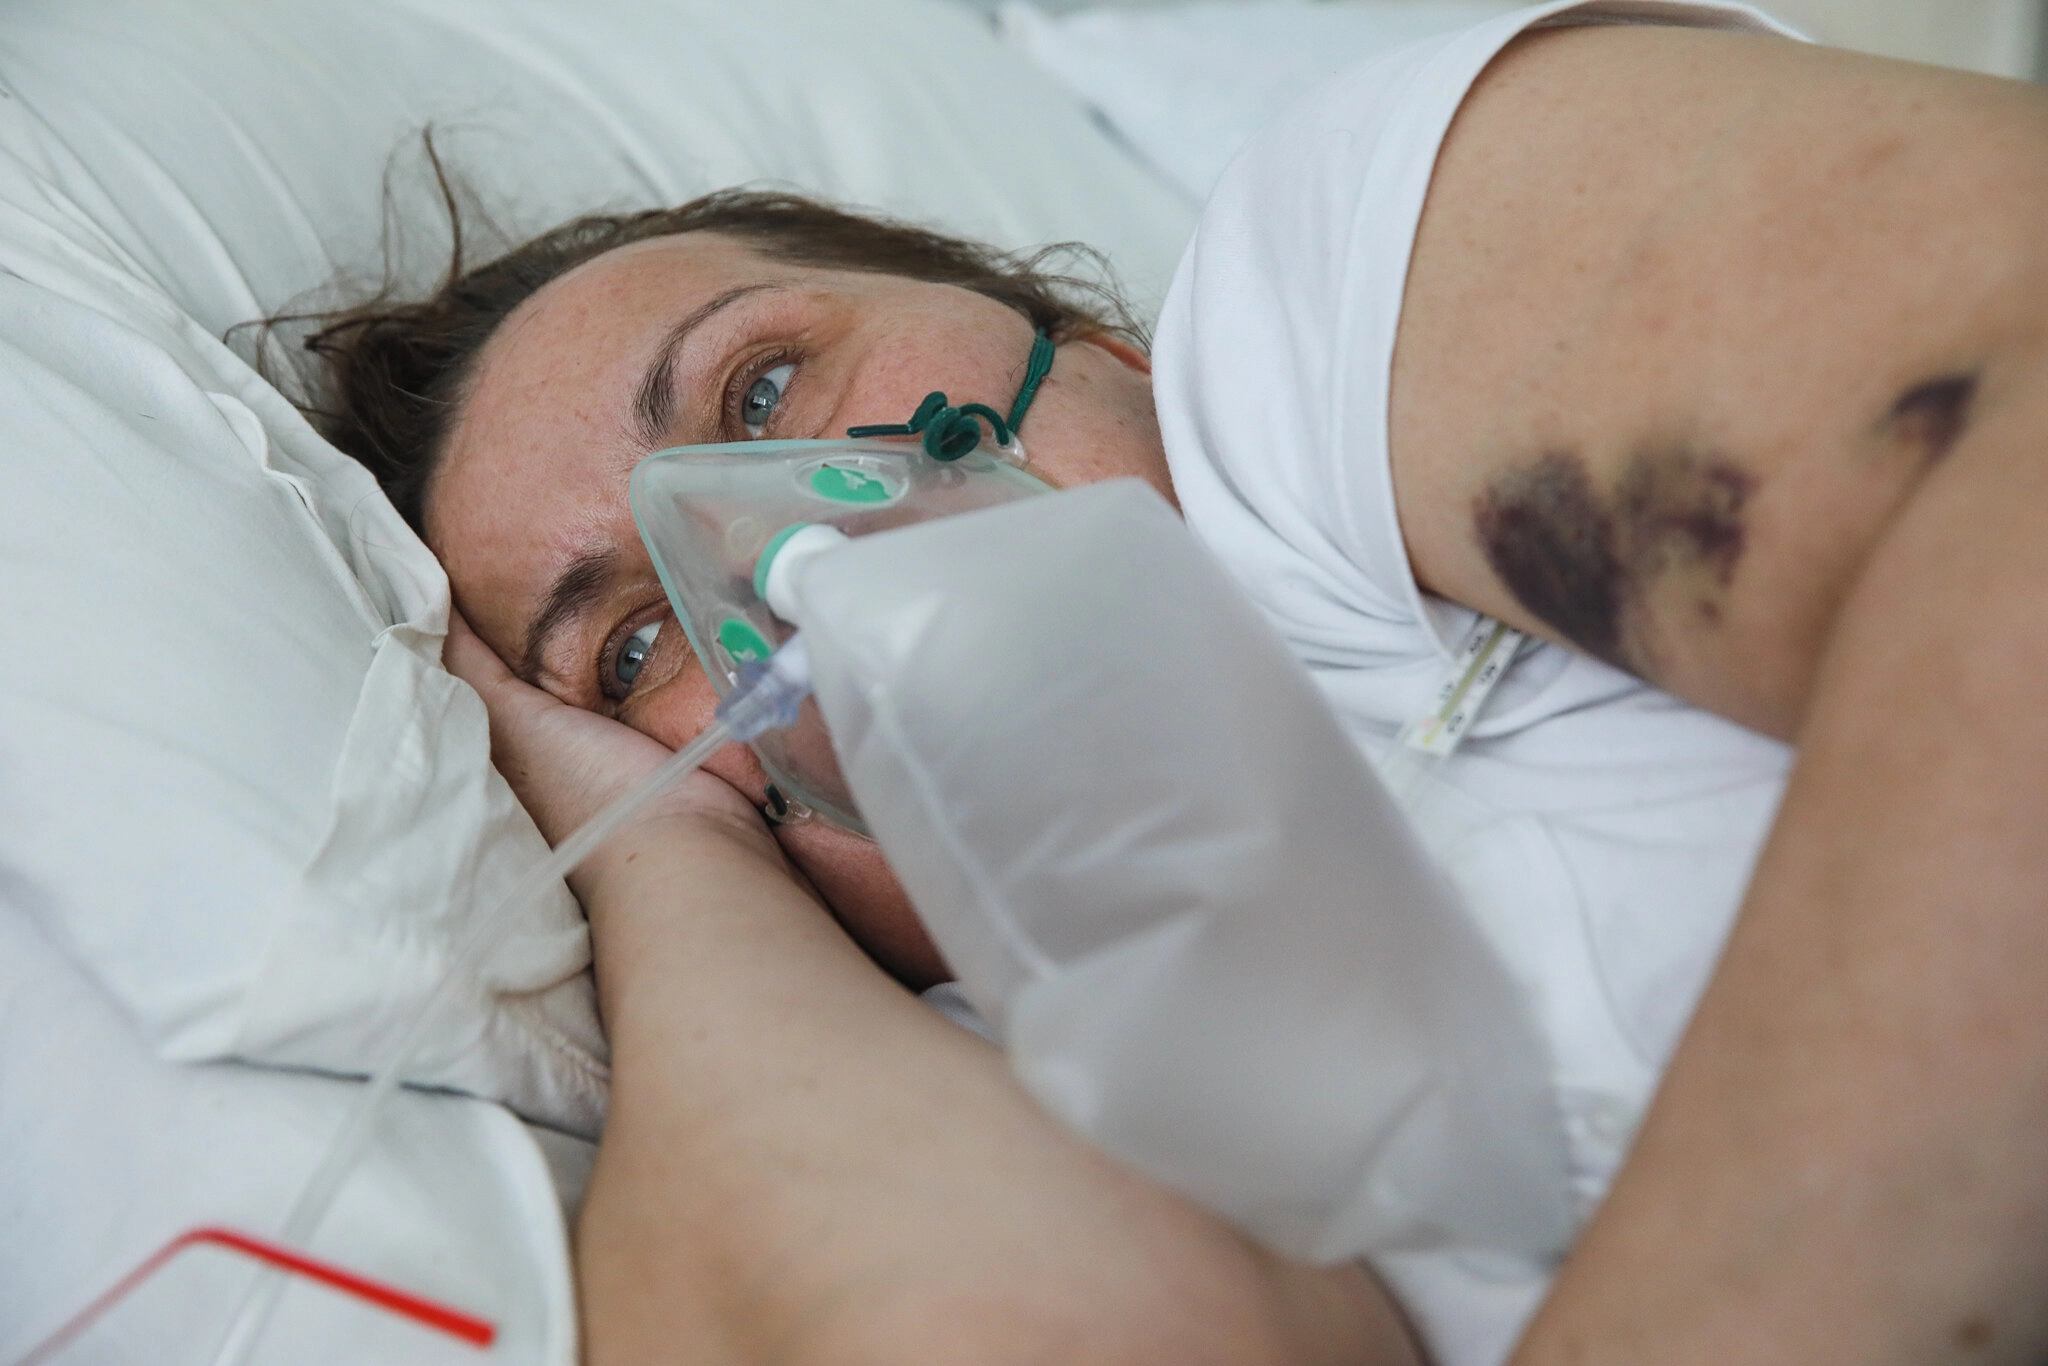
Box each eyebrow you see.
[631,282,786,448]
[517,544,619,686]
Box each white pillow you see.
[0,0,1197,1137]
[0,159,610,1128]
[0,0,1196,349]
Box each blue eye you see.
[740,363,794,438]
[614,620,661,692]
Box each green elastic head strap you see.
[845,328,1056,462]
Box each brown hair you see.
[284,169,1145,533]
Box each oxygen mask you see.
[629,330,1056,833]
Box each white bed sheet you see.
[0,905,577,1364]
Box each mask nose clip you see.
[849,392,1008,461]
[844,329,1054,463]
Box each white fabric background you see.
[0,0,1194,1357]
[997,0,1522,200]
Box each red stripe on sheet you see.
[10,1224,496,1365]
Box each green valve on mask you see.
[717,616,774,666]
[810,463,892,504]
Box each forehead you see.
[426,233,787,644]
[444,231,784,493]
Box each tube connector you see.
[757,523,851,624]
[716,634,813,741]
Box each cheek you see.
[836,319,1034,430]
[833,350,943,431]
[774,820,946,988]
[619,663,767,794]
[622,655,943,982]
[620,660,719,746]
[626,641,946,985]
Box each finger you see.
[443,604,518,694]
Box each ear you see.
[1080,331,1152,377]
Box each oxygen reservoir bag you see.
[780,479,1573,1260]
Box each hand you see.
[441,607,766,854]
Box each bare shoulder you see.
[1389,21,2048,737]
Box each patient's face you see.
[427,231,1169,987]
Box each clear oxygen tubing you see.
[206,636,815,1366]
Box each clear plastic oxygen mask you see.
[629,329,1057,833]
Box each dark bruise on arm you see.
[1473,444,1755,673]
[1885,372,1977,466]
[1471,453,1629,666]
[1469,372,1978,679]
[1611,443,1751,625]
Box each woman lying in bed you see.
[301,3,2048,1362]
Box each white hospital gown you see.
[1150,3,1800,1363]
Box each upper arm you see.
[573,816,1420,1366]
[1385,38,2048,1356]
[1388,22,2048,739]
